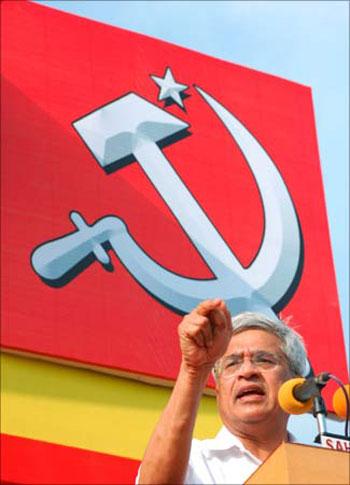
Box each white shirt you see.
[136,426,295,485]
[185,426,296,485]
[185,426,261,484]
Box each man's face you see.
[216,329,293,430]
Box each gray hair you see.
[213,312,308,379]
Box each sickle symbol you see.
[31,87,302,317]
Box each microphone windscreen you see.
[332,384,350,419]
[278,377,313,414]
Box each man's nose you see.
[237,358,259,377]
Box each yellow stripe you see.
[1,353,221,460]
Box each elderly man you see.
[138,299,308,484]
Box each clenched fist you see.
[178,299,232,373]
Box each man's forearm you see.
[138,362,212,484]
[138,299,232,484]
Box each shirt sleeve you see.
[184,439,209,484]
[185,464,202,484]
[136,440,208,485]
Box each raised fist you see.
[178,299,232,372]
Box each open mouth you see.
[236,386,265,401]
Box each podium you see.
[245,442,349,484]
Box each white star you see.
[151,67,188,108]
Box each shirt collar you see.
[207,425,246,452]
[204,425,297,454]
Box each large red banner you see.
[1,1,348,405]
[0,434,140,484]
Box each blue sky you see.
[35,0,349,444]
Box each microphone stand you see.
[309,372,330,443]
[313,373,350,451]
[301,365,349,450]
[313,394,328,442]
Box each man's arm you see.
[138,299,232,484]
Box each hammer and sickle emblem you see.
[31,85,303,318]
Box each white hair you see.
[213,312,308,379]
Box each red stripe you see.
[0,434,141,484]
